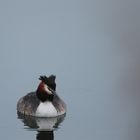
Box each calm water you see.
[1,82,140,140]
[0,0,140,140]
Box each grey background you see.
[0,0,140,140]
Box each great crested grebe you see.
[17,75,66,117]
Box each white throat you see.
[36,101,57,117]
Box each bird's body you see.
[17,75,66,117]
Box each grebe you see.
[17,75,66,117]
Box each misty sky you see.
[0,0,140,96]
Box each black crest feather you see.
[39,75,56,91]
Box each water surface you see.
[0,0,140,140]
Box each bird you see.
[17,75,66,117]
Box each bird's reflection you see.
[17,112,66,140]
[37,131,54,140]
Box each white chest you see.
[36,101,57,117]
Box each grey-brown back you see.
[52,93,67,113]
[17,92,40,116]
